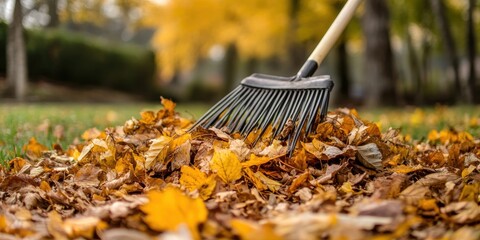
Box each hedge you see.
[0,22,157,95]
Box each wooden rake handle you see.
[297,0,363,79]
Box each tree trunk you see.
[467,0,476,103]
[223,44,238,94]
[361,0,396,107]
[406,32,423,105]
[430,0,463,103]
[7,0,28,101]
[336,36,350,100]
[46,0,59,28]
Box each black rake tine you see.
[238,89,278,134]
[288,90,316,155]
[190,86,242,130]
[305,90,324,135]
[271,91,296,140]
[231,88,267,132]
[320,90,331,120]
[274,90,302,139]
[243,90,284,135]
[213,87,253,129]
[251,90,287,146]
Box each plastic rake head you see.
[189,74,334,155]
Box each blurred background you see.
[0,0,479,107]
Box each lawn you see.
[1,103,479,163]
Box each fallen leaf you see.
[357,143,383,170]
[231,219,282,240]
[210,148,242,183]
[140,187,207,239]
[180,166,216,199]
[144,136,171,170]
[254,171,282,192]
[22,137,48,159]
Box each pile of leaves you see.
[1,98,479,239]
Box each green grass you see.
[1,103,479,164]
[0,103,210,164]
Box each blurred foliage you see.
[0,21,157,95]
[142,0,292,78]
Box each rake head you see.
[189,73,334,155]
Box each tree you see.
[430,0,463,103]
[466,0,477,103]
[46,0,59,28]
[6,0,28,101]
[361,0,396,107]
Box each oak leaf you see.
[210,148,242,183]
[140,187,207,238]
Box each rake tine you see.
[238,89,278,134]
[250,91,287,146]
[273,90,302,139]
[320,90,330,120]
[271,91,296,140]
[230,89,267,132]
[305,90,323,134]
[242,90,283,135]
[213,87,253,129]
[288,90,315,155]
[190,86,243,129]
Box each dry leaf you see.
[140,187,207,239]
[230,219,282,240]
[210,148,242,183]
[180,166,216,199]
[357,143,383,170]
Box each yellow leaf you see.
[391,165,419,174]
[243,168,267,191]
[242,154,275,167]
[461,165,476,178]
[140,187,207,239]
[230,219,282,240]
[47,211,68,240]
[210,148,242,183]
[340,182,354,194]
[418,199,438,212]
[144,136,172,170]
[81,128,105,141]
[22,137,48,159]
[0,214,8,232]
[161,97,176,114]
[170,133,191,150]
[140,111,157,125]
[288,171,310,193]
[180,166,216,200]
[63,216,104,239]
[254,171,282,192]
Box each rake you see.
[190,0,362,155]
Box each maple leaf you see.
[180,166,216,199]
[140,187,207,239]
[210,148,242,183]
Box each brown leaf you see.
[356,143,383,170]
